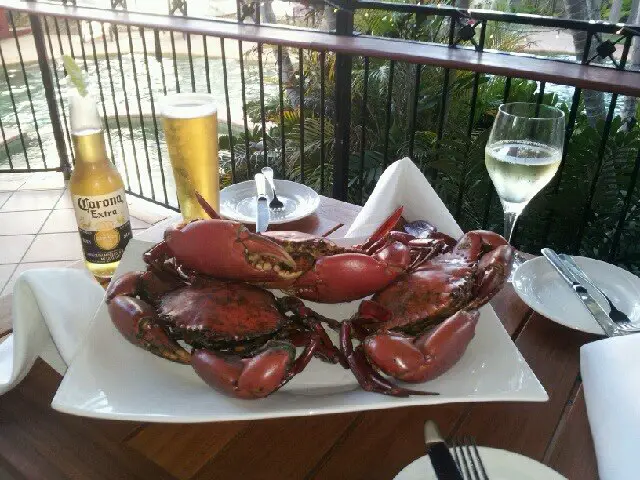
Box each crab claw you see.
[289,241,410,303]
[363,309,479,383]
[192,337,321,399]
[467,244,514,309]
[107,295,191,364]
[164,219,297,283]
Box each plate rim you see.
[219,179,320,225]
[512,255,640,335]
[394,446,567,480]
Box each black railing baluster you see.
[74,21,88,71]
[573,93,619,251]
[238,40,251,178]
[609,145,640,261]
[0,101,12,169]
[320,50,326,195]
[482,76,512,229]
[535,81,546,114]
[45,18,74,166]
[332,7,354,201]
[359,56,370,204]
[30,14,70,176]
[113,26,144,195]
[8,12,46,168]
[87,21,114,163]
[63,17,76,61]
[408,63,421,160]
[258,43,268,167]
[220,38,236,183]
[277,45,286,177]
[170,31,180,93]
[186,33,195,92]
[157,30,168,96]
[140,27,169,206]
[0,41,29,168]
[299,48,305,183]
[203,36,211,94]
[126,25,155,199]
[101,22,131,191]
[382,60,395,168]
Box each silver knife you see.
[424,421,463,480]
[541,248,618,337]
[255,173,269,233]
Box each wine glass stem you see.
[504,210,520,244]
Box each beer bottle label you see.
[72,189,133,264]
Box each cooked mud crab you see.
[106,270,344,399]
[106,194,514,399]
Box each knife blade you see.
[254,173,269,233]
[541,248,618,337]
[424,421,463,480]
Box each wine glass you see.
[485,102,565,275]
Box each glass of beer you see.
[161,93,219,221]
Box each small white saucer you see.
[394,447,566,480]
[220,179,320,225]
[513,256,640,335]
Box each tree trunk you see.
[261,1,300,107]
[563,0,606,125]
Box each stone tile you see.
[55,189,73,209]
[0,264,17,293]
[22,232,83,263]
[127,195,174,224]
[1,189,64,212]
[1,261,74,296]
[0,192,12,209]
[0,235,35,264]
[131,216,152,230]
[40,209,77,233]
[0,210,50,235]
[18,172,67,190]
[0,173,29,191]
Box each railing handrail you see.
[353,1,640,33]
[2,0,640,97]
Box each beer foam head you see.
[159,93,217,119]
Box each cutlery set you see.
[424,421,488,480]
[254,167,285,233]
[541,248,640,337]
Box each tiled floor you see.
[0,172,173,296]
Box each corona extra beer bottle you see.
[68,92,133,280]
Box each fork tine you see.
[468,437,489,480]
[451,440,465,479]
[461,437,481,480]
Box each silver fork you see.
[261,167,284,210]
[452,437,489,480]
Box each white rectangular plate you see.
[52,239,547,422]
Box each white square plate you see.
[52,240,547,422]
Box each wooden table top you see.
[0,196,598,480]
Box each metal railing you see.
[1,0,640,271]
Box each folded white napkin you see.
[581,335,640,480]
[0,268,104,395]
[345,157,463,239]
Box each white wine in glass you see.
[485,103,565,276]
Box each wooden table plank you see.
[126,422,247,480]
[452,314,596,463]
[310,405,468,480]
[191,414,359,480]
[546,385,598,480]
